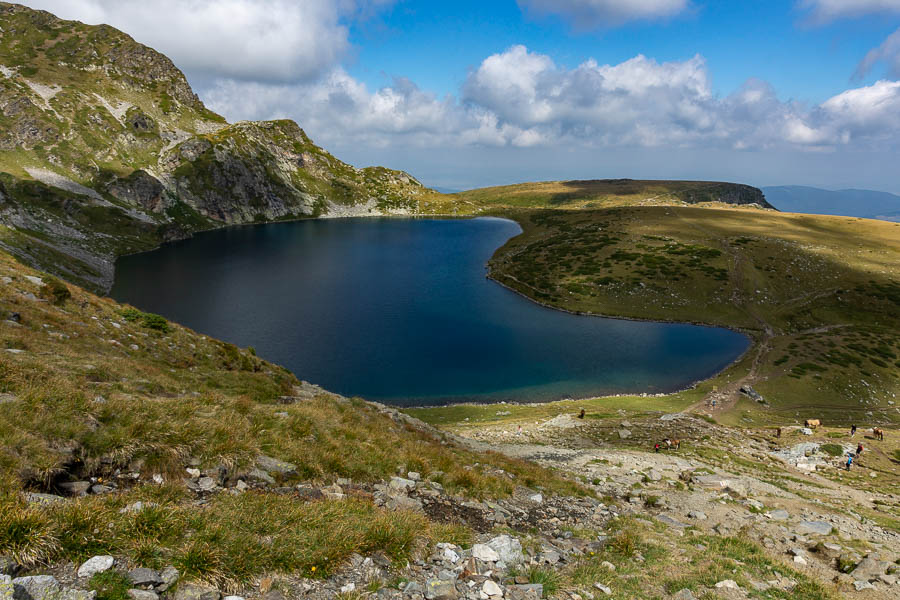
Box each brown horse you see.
[663,438,681,450]
[873,427,885,441]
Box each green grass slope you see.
[451,199,900,423]
[0,246,585,587]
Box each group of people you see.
[846,424,863,470]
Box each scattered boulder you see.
[77,556,114,579]
[424,578,456,599]
[255,455,297,477]
[472,543,500,562]
[482,579,502,596]
[796,521,832,536]
[12,575,95,600]
[173,583,220,600]
[850,554,892,582]
[486,535,524,566]
[127,568,163,588]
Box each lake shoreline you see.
[111,215,753,409]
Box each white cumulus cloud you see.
[798,0,900,22]
[205,45,900,156]
[517,0,690,28]
[19,0,393,83]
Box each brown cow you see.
[873,427,885,441]
[805,419,821,429]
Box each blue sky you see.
[346,1,896,103]
[22,1,900,193]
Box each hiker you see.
[856,443,863,458]
[851,424,857,437]
[578,408,585,419]
[846,454,853,471]
[775,427,782,438]
[516,424,522,436]
[654,442,661,453]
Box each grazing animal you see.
[873,427,884,441]
[663,438,681,451]
[805,419,820,429]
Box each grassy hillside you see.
[0,2,435,291]
[454,201,900,424]
[0,245,587,586]
[422,179,772,214]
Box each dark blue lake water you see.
[110,217,749,406]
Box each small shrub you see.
[609,530,639,558]
[88,571,131,600]
[40,276,71,305]
[527,567,560,597]
[121,308,171,333]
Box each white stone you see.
[486,535,524,566]
[77,555,114,578]
[593,583,612,595]
[715,580,739,590]
[340,583,355,593]
[442,547,460,563]
[472,543,500,562]
[482,580,502,597]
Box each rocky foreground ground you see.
[4,395,900,600]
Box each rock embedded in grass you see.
[76,555,114,579]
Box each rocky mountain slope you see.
[0,2,432,291]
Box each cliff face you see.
[0,2,431,291]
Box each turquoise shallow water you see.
[110,217,750,406]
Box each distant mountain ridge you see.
[762,185,900,221]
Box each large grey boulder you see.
[796,521,832,536]
[127,568,163,588]
[12,575,95,600]
[850,554,893,582]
